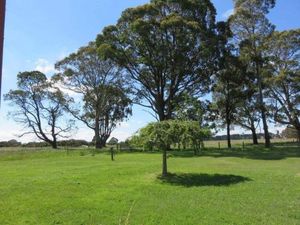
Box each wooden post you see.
[242,141,245,150]
[218,142,220,150]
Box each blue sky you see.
[1,0,299,142]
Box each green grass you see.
[0,144,299,225]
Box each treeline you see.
[0,139,90,148]
[3,0,299,176]
[212,133,274,141]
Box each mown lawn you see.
[0,145,299,225]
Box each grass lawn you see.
[0,144,299,225]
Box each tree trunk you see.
[100,137,107,148]
[250,121,258,145]
[260,105,270,148]
[226,118,231,149]
[257,66,271,148]
[162,148,168,177]
[95,137,107,149]
[95,136,102,149]
[193,146,197,156]
[251,128,258,145]
[51,141,58,149]
[158,109,170,177]
[94,118,102,149]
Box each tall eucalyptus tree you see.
[54,42,132,149]
[97,0,222,176]
[229,0,276,147]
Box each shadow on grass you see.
[169,144,300,160]
[158,173,251,187]
[114,142,300,161]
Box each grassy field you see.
[202,138,297,148]
[0,144,299,225]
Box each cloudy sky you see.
[1,0,299,142]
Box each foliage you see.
[173,93,212,128]
[281,126,299,140]
[229,0,276,147]
[97,0,222,121]
[107,137,119,145]
[212,53,246,148]
[54,42,132,149]
[234,89,261,144]
[4,71,74,149]
[130,120,211,154]
[265,29,300,139]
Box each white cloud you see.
[222,8,234,19]
[34,58,56,74]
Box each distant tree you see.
[265,29,300,141]
[54,42,132,149]
[174,93,211,128]
[281,126,299,140]
[97,0,222,175]
[212,53,245,148]
[0,139,21,148]
[234,90,261,145]
[229,0,276,148]
[4,71,74,149]
[108,137,119,145]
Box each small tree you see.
[132,120,211,176]
[4,71,74,149]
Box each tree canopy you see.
[4,71,74,149]
[130,120,211,175]
[97,0,222,121]
[54,42,132,148]
[266,29,300,140]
